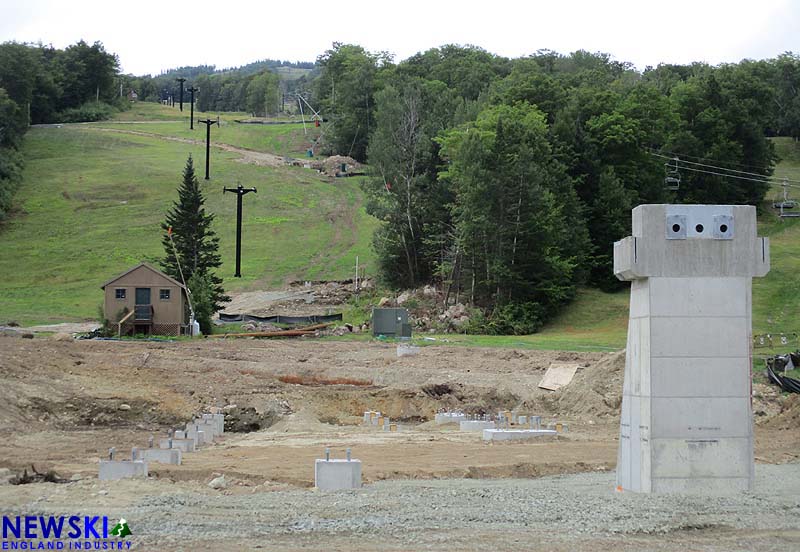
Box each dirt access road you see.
[0,335,798,550]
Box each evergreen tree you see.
[161,156,228,323]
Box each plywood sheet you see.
[538,363,580,391]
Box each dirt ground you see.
[0,335,798,550]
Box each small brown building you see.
[101,262,189,336]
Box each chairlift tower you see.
[187,86,198,130]
[176,78,186,112]
[197,118,219,180]
[223,184,257,278]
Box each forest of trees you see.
[123,59,312,114]
[2,37,800,333]
[0,40,121,220]
[313,44,800,332]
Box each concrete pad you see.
[159,438,196,452]
[186,425,212,445]
[314,459,362,490]
[202,413,225,434]
[396,344,420,357]
[132,448,182,465]
[435,412,467,425]
[482,429,557,442]
[459,420,496,432]
[98,460,148,481]
[194,420,220,437]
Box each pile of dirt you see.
[26,397,182,429]
[287,279,362,305]
[223,406,280,433]
[551,351,625,419]
[310,155,362,177]
[760,393,800,430]
[265,409,335,433]
[240,322,282,333]
[753,382,785,421]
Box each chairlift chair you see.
[773,180,800,218]
[664,157,681,191]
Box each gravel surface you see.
[3,464,799,551]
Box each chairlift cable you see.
[648,151,775,179]
[647,147,777,173]
[646,151,800,186]
[677,164,800,188]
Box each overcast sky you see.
[1,0,797,75]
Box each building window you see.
[115,289,126,299]
[159,289,171,300]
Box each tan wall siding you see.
[103,266,186,325]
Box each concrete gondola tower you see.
[613,205,769,493]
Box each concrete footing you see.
[435,412,467,425]
[132,448,182,465]
[460,420,496,432]
[315,459,362,490]
[482,429,558,442]
[201,413,224,434]
[159,438,196,452]
[396,344,420,357]
[363,411,383,426]
[186,425,212,445]
[98,460,148,481]
[193,420,220,438]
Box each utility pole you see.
[223,184,257,277]
[176,77,186,112]
[187,86,198,130]
[197,118,219,180]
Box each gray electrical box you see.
[371,308,411,338]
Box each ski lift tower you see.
[614,204,769,493]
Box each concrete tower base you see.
[614,204,769,494]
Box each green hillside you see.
[0,104,376,325]
[1,103,799,353]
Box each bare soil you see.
[0,335,798,550]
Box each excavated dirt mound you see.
[310,155,362,177]
[760,393,800,429]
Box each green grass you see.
[0,120,377,325]
[92,120,321,159]
[752,137,800,337]
[93,103,324,158]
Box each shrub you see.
[57,101,116,123]
[464,302,547,335]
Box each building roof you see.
[100,262,188,291]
